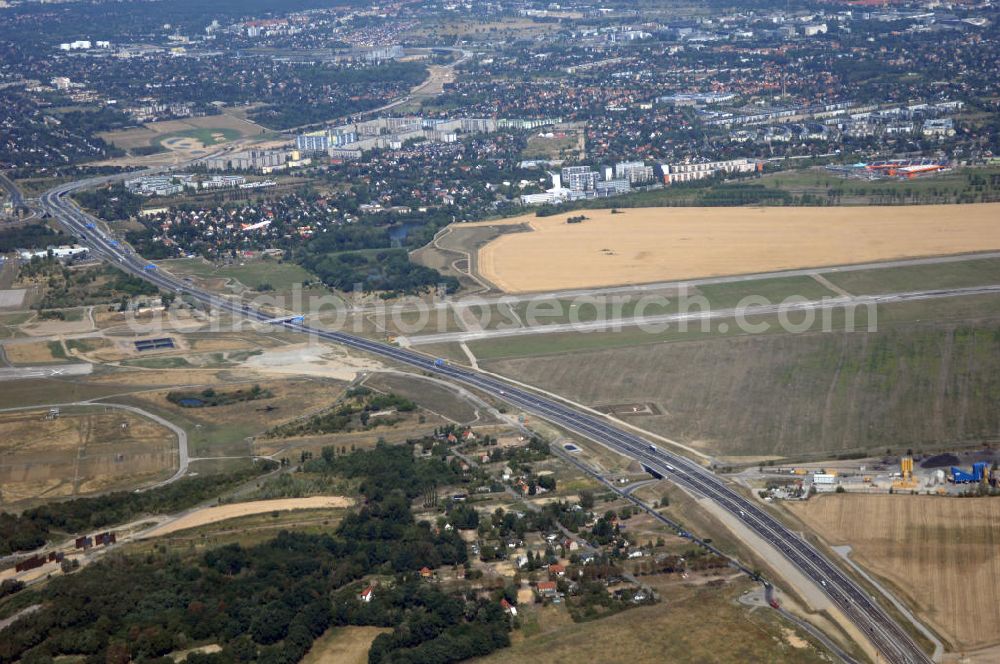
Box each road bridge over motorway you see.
[40,173,934,664]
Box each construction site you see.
[746,449,1000,501]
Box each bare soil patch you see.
[0,289,26,309]
[0,408,175,506]
[243,343,384,381]
[21,315,95,337]
[140,496,354,538]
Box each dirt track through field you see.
[472,203,1000,292]
[140,496,353,538]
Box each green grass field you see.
[698,275,836,308]
[464,260,1000,361]
[521,134,581,160]
[158,258,317,292]
[501,276,837,330]
[759,165,1000,205]
[121,357,194,369]
[0,312,33,338]
[468,302,872,361]
[0,312,32,326]
[46,340,68,360]
[0,378,137,409]
[825,257,1000,295]
[65,338,104,354]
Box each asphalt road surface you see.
[405,283,1000,345]
[41,172,934,664]
[0,363,93,381]
[0,171,25,209]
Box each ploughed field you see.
[469,203,1000,292]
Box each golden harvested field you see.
[140,496,354,538]
[786,494,1000,651]
[0,409,176,505]
[471,203,1000,292]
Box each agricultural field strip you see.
[471,204,1000,293]
[831,546,943,661]
[403,284,1000,345]
[787,496,1000,653]
[355,251,1000,315]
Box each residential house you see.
[537,581,558,598]
[500,598,518,617]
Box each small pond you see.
[177,398,206,408]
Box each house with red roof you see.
[537,581,558,598]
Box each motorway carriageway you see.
[42,176,933,664]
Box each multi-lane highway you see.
[0,171,25,210]
[41,173,933,664]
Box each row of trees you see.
[0,223,62,252]
[0,463,275,555]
